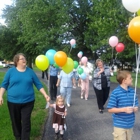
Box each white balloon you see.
[122,0,140,13]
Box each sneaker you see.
[85,98,88,100]
[67,104,70,107]
[81,96,83,99]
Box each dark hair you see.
[13,53,26,67]
[116,70,131,84]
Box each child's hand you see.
[133,107,138,112]
[124,106,134,114]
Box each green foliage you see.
[0,0,138,66]
[85,0,136,64]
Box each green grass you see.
[0,72,49,140]
[110,72,140,88]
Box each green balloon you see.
[53,63,59,68]
[77,67,83,75]
[74,61,78,69]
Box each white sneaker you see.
[67,104,70,107]
[85,98,88,101]
[81,96,83,99]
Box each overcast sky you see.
[0,0,13,24]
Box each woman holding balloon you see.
[80,57,91,100]
[92,59,111,114]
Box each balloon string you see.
[135,43,138,64]
[111,52,118,68]
[68,46,72,56]
[133,47,140,107]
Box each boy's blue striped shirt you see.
[107,85,139,129]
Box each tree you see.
[85,0,136,65]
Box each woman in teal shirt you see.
[0,53,50,140]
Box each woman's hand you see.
[97,68,104,76]
[0,97,3,105]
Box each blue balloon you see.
[79,51,83,55]
[80,72,87,80]
[71,44,76,48]
[45,49,56,65]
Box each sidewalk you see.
[37,73,140,140]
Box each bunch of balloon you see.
[35,55,49,71]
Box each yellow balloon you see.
[35,55,49,71]
[62,57,74,74]
[137,9,140,16]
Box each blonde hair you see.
[116,70,131,84]
[56,95,65,105]
[95,59,104,66]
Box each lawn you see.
[0,71,49,140]
[110,72,140,88]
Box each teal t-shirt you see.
[1,67,43,103]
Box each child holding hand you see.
[107,70,139,140]
[49,95,67,140]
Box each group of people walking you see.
[0,53,139,140]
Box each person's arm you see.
[39,88,50,102]
[0,88,6,105]
[72,77,76,87]
[56,78,61,87]
[108,106,134,114]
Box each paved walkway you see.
[37,73,140,140]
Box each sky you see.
[0,0,13,24]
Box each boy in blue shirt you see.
[107,70,138,140]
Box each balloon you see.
[62,57,74,74]
[80,72,87,80]
[79,51,83,55]
[53,63,59,68]
[45,49,56,65]
[128,16,140,44]
[35,55,49,71]
[77,52,82,58]
[54,51,67,67]
[77,67,83,75]
[115,43,125,53]
[70,39,76,45]
[71,44,76,48]
[81,56,88,64]
[109,36,119,47]
[137,9,140,16]
[122,0,140,13]
[74,61,78,69]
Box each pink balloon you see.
[109,36,119,47]
[81,56,88,64]
[70,39,76,45]
[77,52,82,58]
[115,43,125,53]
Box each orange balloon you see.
[128,16,140,44]
[54,51,67,67]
